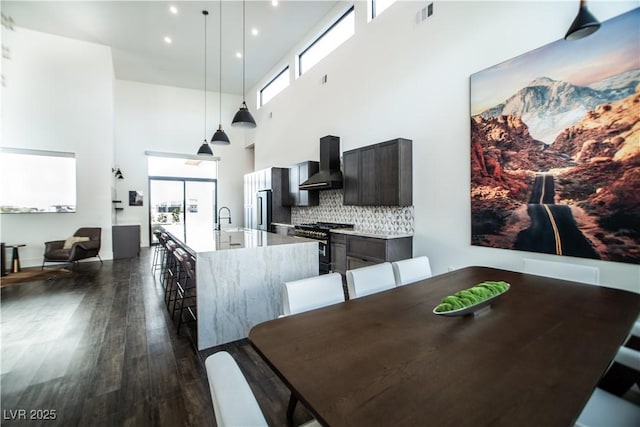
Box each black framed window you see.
[259,67,289,107]
[371,0,397,20]
[297,6,355,76]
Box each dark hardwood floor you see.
[0,249,312,426]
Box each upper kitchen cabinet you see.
[286,161,320,207]
[343,138,412,206]
[342,149,359,205]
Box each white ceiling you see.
[2,1,345,95]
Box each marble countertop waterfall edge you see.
[188,228,318,350]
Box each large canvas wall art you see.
[470,8,639,264]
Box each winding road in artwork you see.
[514,174,600,259]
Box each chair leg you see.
[165,270,177,309]
[175,291,186,334]
[151,246,160,274]
[97,254,103,265]
[287,393,298,427]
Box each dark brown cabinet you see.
[331,232,413,274]
[112,225,140,259]
[330,233,347,275]
[359,145,378,205]
[342,151,359,205]
[287,161,319,207]
[343,138,412,206]
[346,235,412,270]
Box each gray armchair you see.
[42,227,102,269]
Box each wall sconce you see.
[112,168,124,179]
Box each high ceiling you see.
[2,1,345,95]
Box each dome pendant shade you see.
[197,139,214,155]
[231,101,257,128]
[564,1,600,41]
[212,125,230,144]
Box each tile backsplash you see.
[291,189,414,234]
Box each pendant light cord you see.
[219,0,223,125]
[242,0,246,103]
[203,10,208,140]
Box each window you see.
[147,154,217,246]
[0,148,76,213]
[259,67,289,107]
[370,0,397,20]
[298,6,355,76]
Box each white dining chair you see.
[391,256,432,286]
[522,258,599,285]
[346,262,396,299]
[205,351,268,427]
[614,346,640,371]
[205,351,321,427]
[523,257,640,386]
[575,347,640,427]
[632,321,640,339]
[282,272,345,316]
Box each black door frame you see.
[148,176,218,246]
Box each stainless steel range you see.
[295,222,354,274]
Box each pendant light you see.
[565,0,600,41]
[231,0,257,128]
[198,10,214,156]
[212,0,230,144]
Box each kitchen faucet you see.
[216,206,231,231]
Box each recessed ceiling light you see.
[272,0,278,6]
[251,28,259,36]
[236,52,242,59]
[164,36,172,44]
[169,6,178,15]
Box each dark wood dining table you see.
[248,266,640,427]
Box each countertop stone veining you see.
[187,228,318,350]
[184,228,313,253]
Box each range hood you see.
[299,135,343,190]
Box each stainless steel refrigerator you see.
[256,189,272,232]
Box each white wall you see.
[114,80,253,246]
[1,25,253,266]
[1,27,114,267]
[247,0,640,292]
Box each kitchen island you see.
[185,228,318,350]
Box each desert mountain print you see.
[470,8,639,264]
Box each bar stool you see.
[174,253,197,335]
[158,233,171,282]
[163,240,178,307]
[168,247,187,315]
[151,230,166,275]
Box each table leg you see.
[286,393,298,427]
[11,247,21,273]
